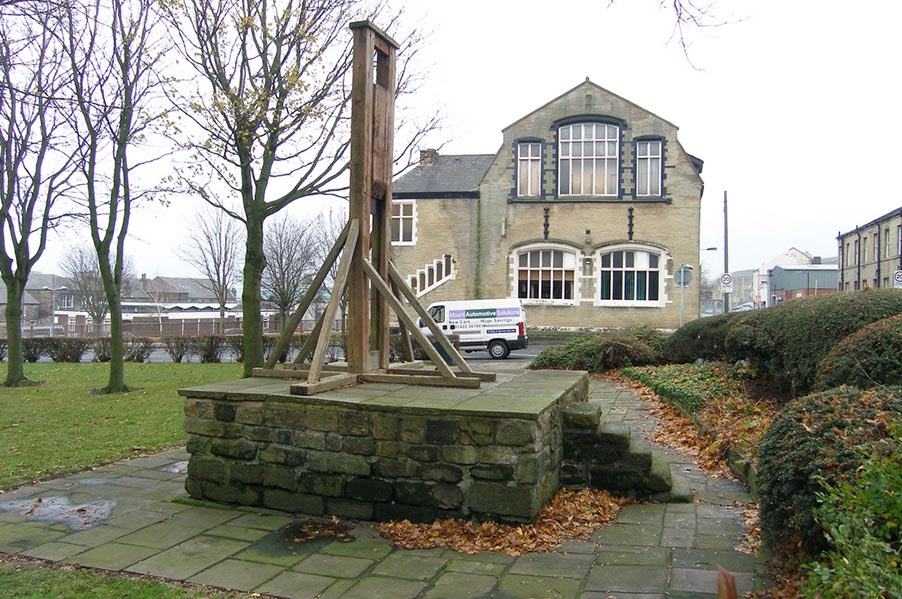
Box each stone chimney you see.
[420,149,438,165]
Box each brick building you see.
[391,79,704,329]
[837,207,902,292]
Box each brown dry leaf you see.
[378,488,625,555]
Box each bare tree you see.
[60,245,108,335]
[0,4,78,386]
[618,1,736,63]
[56,0,168,392]
[181,208,242,334]
[161,0,439,375]
[314,206,349,334]
[261,214,317,331]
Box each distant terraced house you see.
[391,79,704,330]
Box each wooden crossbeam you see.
[264,220,351,370]
[360,258,458,380]
[308,220,359,383]
[358,373,481,389]
[387,262,474,374]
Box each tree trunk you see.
[242,213,266,376]
[104,282,126,393]
[219,305,225,334]
[3,278,27,386]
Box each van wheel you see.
[487,340,510,359]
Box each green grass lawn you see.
[0,362,252,597]
[0,561,248,598]
[0,362,242,491]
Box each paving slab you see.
[0,375,769,599]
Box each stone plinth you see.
[180,369,588,523]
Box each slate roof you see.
[392,153,495,199]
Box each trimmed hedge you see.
[757,386,902,562]
[663,311,737,363]
[815,313,902,391]
[724,289,902,397]
[529,331,661,373]
[46,338,89,363]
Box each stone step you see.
[561,404,692,502]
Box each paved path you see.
[0,377,768,599]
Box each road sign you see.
[894,270,902,289]
[675,266,692,288]
[720,273,733,294]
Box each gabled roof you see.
[502,78,680,134]
[24,272,72,292]
[0,282,39,306]
[393,153,494,199]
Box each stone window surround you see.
[515,139,544,198]
[633,135,666,198]
[390,199,417,246]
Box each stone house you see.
[391,79,704,329]
[837,206,902,292]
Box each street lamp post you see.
[42,286,67,337]
[677,265,693,327]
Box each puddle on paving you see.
[74,478,114,486]
[0,496,117,530]
[162,461,188,474]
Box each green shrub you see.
[757,386,902,561]
[46,338,89,363]
[622,326,668,355]
[125,337,153,362]
[728,289,902,397]
[801,436,902,598]
[162,336,192,363]
[222,334,242,363]
[529,332,660,373]
[664,312,737,363]
[815,313,902,390]
[191,336,224,363]
[22,338,45,362]
[91,337,111,362]
[262,334,289,363]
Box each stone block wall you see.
[183,395,565,523]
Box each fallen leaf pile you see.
[288,515,354,544]
[379,487,625,556]
[736,501,761,556]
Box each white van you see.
[418,298,528,359]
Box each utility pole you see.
[723,191,730,313]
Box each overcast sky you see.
[40,0,902,280]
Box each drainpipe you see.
[837,231,843,291]
[856,228,862,289]
[876,224,881,288]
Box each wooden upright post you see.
[347,21,397,373]
[253,20,491,394]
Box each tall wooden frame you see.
[253,21,492,395]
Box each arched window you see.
[516,248,577,302]
[598,247,662,304]
[558,122,619,197]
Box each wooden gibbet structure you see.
[253,21,492,395]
